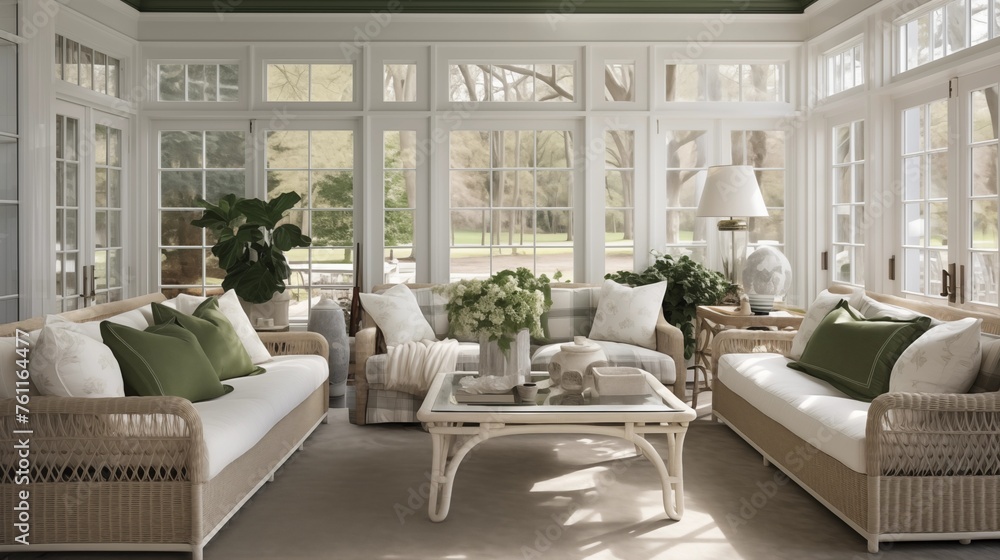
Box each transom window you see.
[897,0,1000,73]
[158,63,239,102]
[266,63,353,102]
[665,63,786,102]
[56,35,120,98]
[825,39,864,97]
[448,63,574,102]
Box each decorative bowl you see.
[592,367,648,396]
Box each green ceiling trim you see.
[121,0,820,14]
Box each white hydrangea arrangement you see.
[441,268,553,352]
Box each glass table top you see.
[429,372,680,414]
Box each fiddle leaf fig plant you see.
[191,192,312,304]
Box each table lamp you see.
[695,165,769,290]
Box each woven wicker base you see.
[715,379,1000,550]
[714,380,870,534]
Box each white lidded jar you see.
[550,336,608,378]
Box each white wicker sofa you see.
[712,288,1000,552]
[0,293,330,560]
[351,282,686,425]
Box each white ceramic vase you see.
[478,329,531,386]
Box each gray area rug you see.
[8,408,1000,560]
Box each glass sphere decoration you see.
[742,245,792,299]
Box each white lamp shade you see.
[696,165,769,218]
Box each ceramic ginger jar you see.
[551,336,607,377]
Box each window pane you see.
[605,62,634,102]
[384,63,416,102]
[449,129,573,280]
[311,64,353,102]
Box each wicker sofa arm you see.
[866,391,1000,477]
[0,395,210,483]
[258,331,329,360]
[711,329,795,375]
[654,317,687,399]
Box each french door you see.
[895,66,1000,311]
[54,101,128,311]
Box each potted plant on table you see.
[191,192,312,326]
[440,268,553,385]
[606,252,728,360]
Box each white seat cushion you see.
[718,353,870,474]
[532,340,676,384]
[192,355,327,479]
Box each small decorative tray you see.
[591,367,648,396]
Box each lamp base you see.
[717,218,748,232]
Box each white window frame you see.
[436,45,584,111]
[589,45,650,111]
[822,35,865,99]
[368,45,430,111]
[142,44,248,110]
[256,44,363,110]
[147,119,253,297]
[431,117,586,283]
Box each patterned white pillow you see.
[858,295,940,326]
[30,316,125,398]
[890,318,982,394]
[789,289,864,360]
[588,280,667,350]
[148,291,272,364]
[360,284,437,347]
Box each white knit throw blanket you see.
[382,339,460,396]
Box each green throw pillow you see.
[100,319,232,402]
[151,298,264,381]
[789,300,931,401]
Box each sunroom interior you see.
[1,0,999,324]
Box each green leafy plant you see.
[440,268,553,351]
[605,252,729,359]
[191,192,312,304]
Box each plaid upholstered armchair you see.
[349,282,686,425]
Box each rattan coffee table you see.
[416,371,697,522]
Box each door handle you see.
[940,263,957,303]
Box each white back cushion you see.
[589,280,667,350]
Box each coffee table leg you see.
[633,432,684,521]
[427,428,452,522]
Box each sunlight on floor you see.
[530,466,610,492]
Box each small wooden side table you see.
[692,305,803,408]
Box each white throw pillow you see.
[588,280,667,350]
[30,317,125,398]
[360,284,437,347]
[890,318,982,394]
[146,291,272,364]
[789,289,864,360]
[857,295,939,326]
